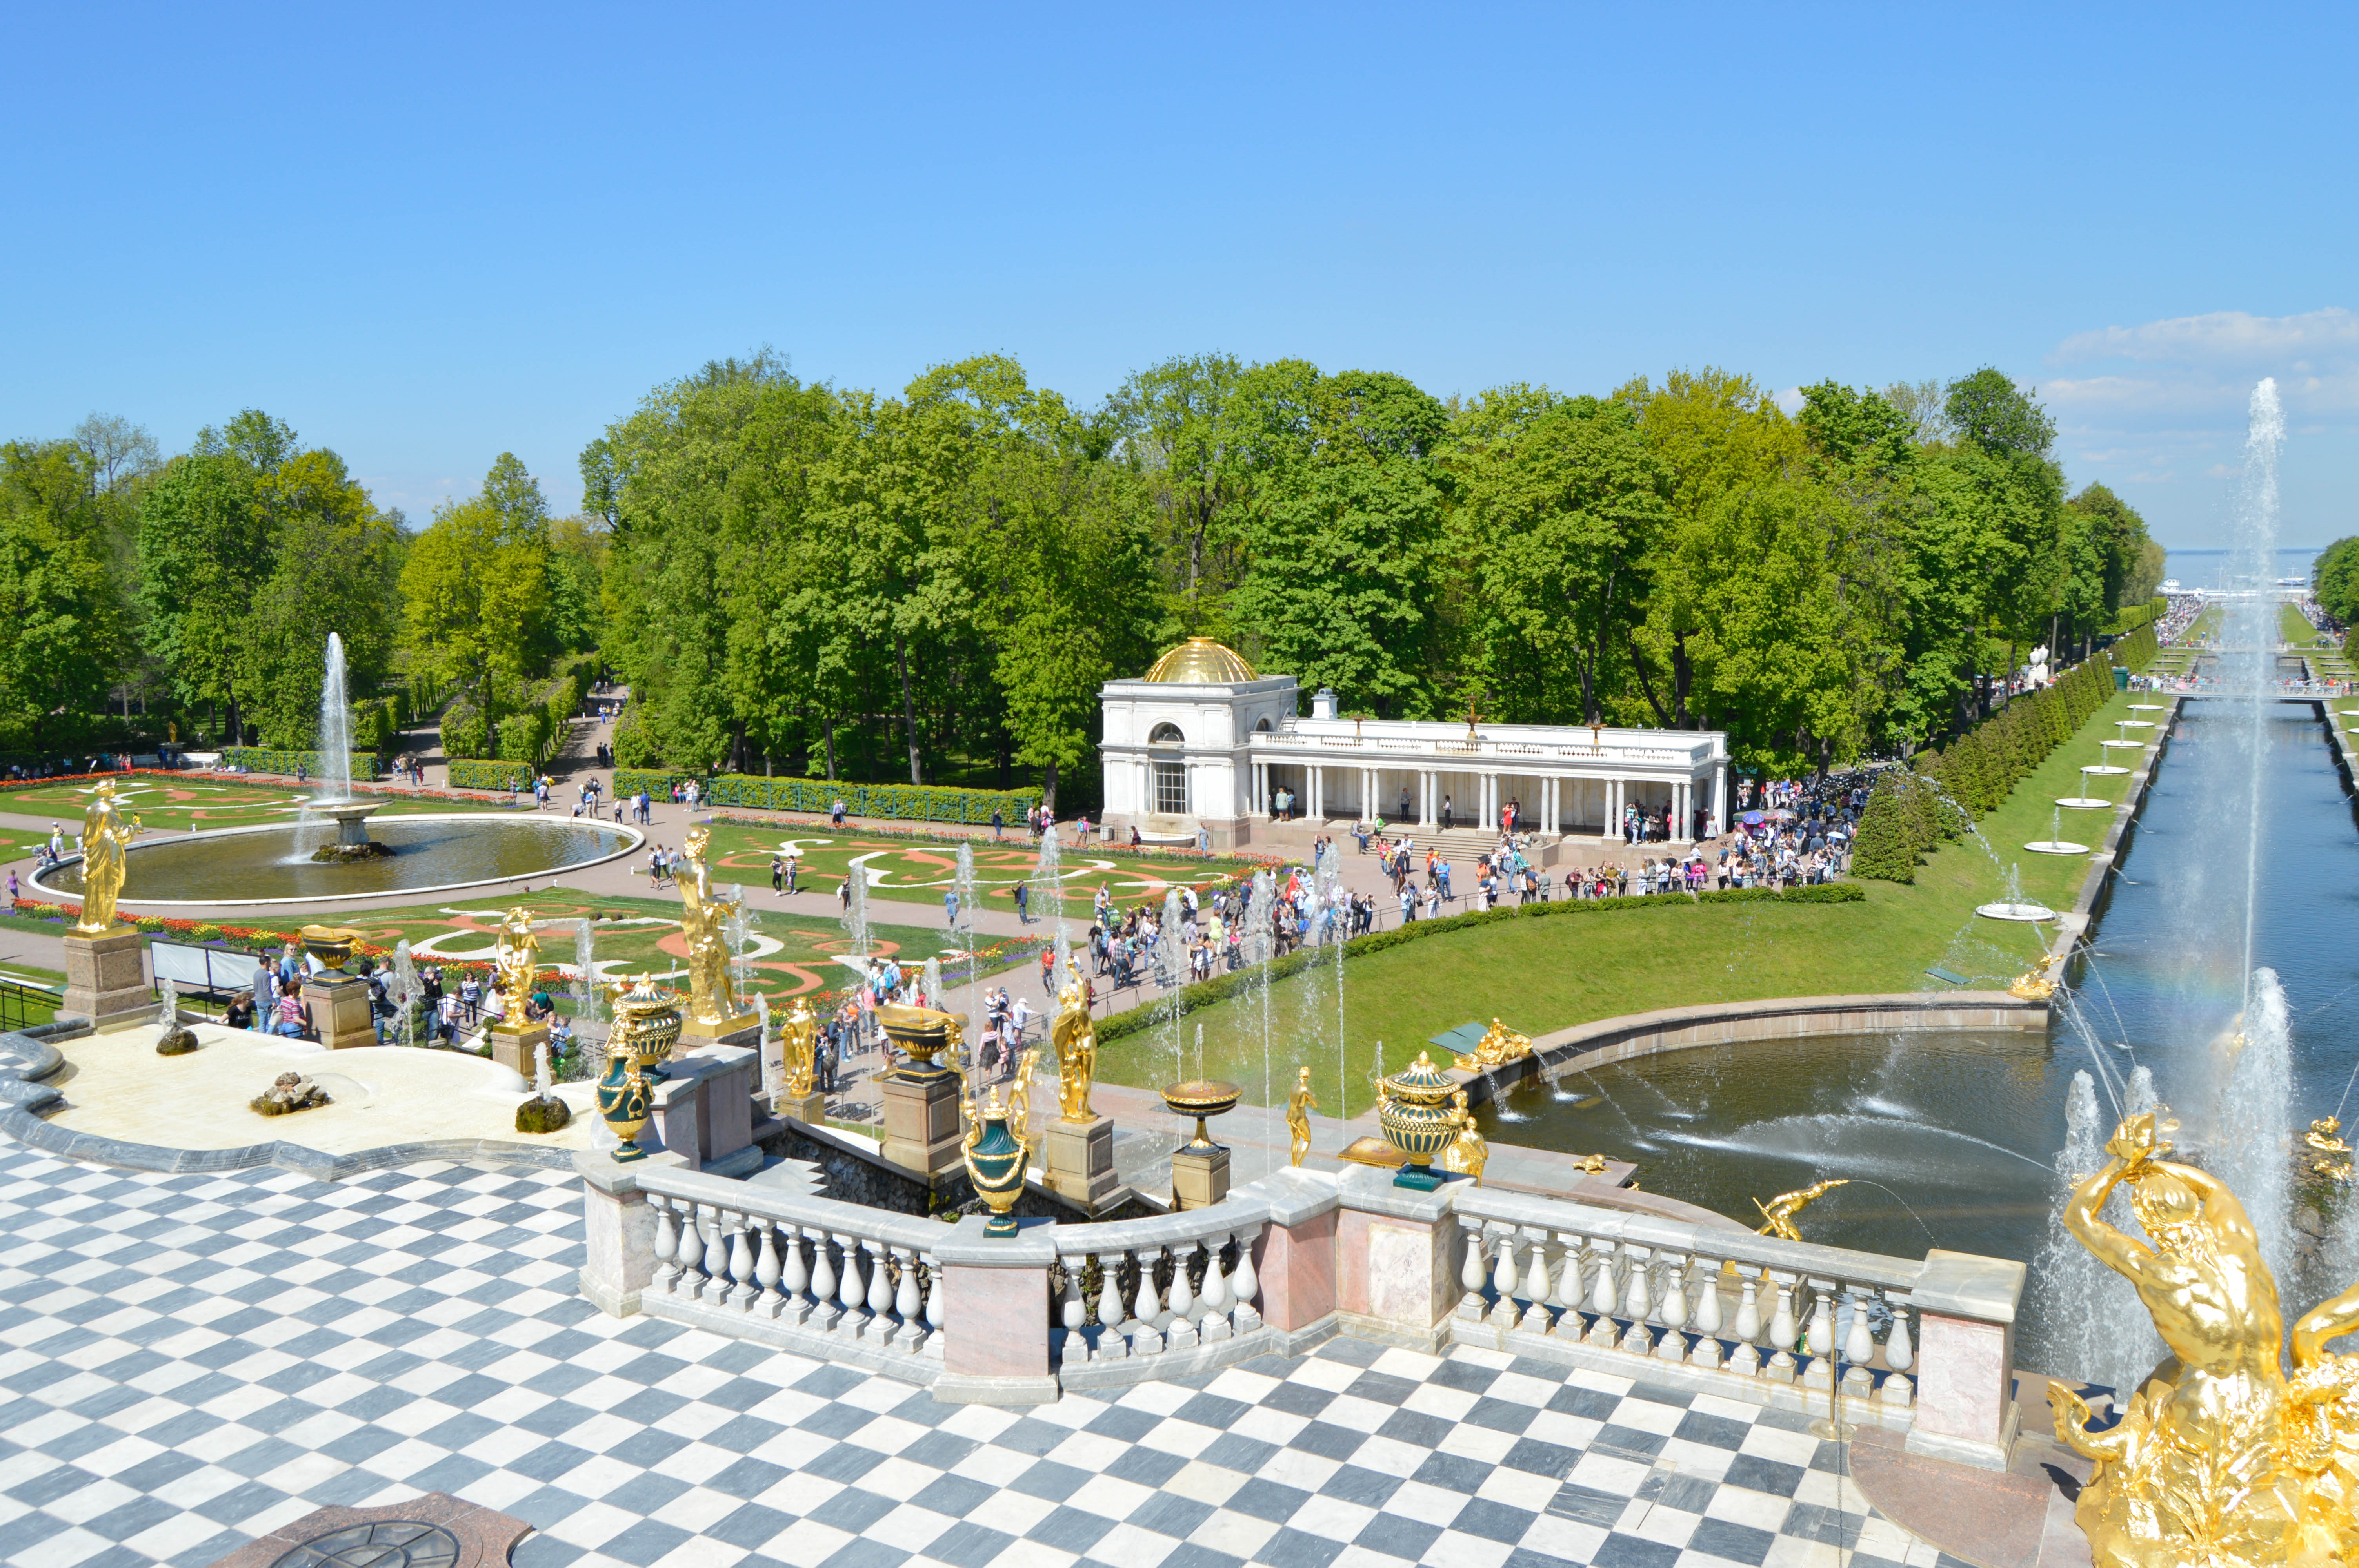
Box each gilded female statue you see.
[1050,980,1096,1122]
[781,996,817,1098]
[1286,1065,1318,1167]
[493,908,541,1020]
[677,825,745,1026]
[73,780,140,933]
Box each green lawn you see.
[1100,687,2157,1116]
[0,777,511,835]
[2283,602,2330,647]
[687,820,1266,918]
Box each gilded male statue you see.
[677,824,746,1026]
[1050,980,1096,1122]
[494,909,541,1021]
[1286,1065,1318,1167]
[73,780,140,934]
[2046,1111,2318,1566]
[781,996,818,1098]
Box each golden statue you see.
[72,780,140,933]
[2306,1118,2354,1182]
[1753,1178,1848,1241]
[1286,1065,1318,1167]
[677,824,749,1027]
[1439,1087,1487,1185]
[493,908,541,1020]
[1577,1152,1609,1176]
[781,996,818,1098]
[1007,1047,1040,1133]
[1453,1016,1534,1073]
[2009,953,2062,1001]
[1051,980,1097,1122]
[2046,1109,2358,1566]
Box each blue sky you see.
[4,4,2353,548]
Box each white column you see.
[1673,781,1689,843]
[1713,764,1727,838]
[1421,771,1435,830]
[1311,765,1324,821]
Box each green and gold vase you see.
[596,1054,655,1162]
[962,1087,1031,1237]
[1378,1051,1462,1190]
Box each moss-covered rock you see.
[515,1096,572,1134]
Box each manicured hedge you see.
[613,770,1038,826]
[1094,882,1863,1044]
[218,748,380,781]
[449,759,534,791]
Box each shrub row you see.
[448,759,536,791]
[218,748,381,781]
[1093,882,1863,1044]
[614,771,1038,826]
[2112,596,2167,636]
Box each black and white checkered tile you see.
[0,1144,1978,1568]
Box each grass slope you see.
[1101,687,2155,1116]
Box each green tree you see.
[0,441,128,747]
[399,455,552,753]
[2316,537,2359,626]
[137,450,275,744]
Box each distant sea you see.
[2163,547,2320,592]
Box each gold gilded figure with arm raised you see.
[1286,1066,1318,1167]
[73,780,141,933]
[781,997,818,1098]
[677,824,747,1027]
[2045,1109,2352,1567]
[1050,980,1096,1122]
[494,908,541,1018]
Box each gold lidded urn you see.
[1377,1051,1462,1190]
[961,1085,1032,1238]
[597,974,680,1163]
[1162,1079,1241,1150]
[298,924,362,974]
[878,1002,961,1081]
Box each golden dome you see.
[1144,638,1257,684]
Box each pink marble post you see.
[1909,1311,2019,1469]
[1337,1208,1454,1340]
[943,1264,1050,1377]
[1257,1209,1337,1333]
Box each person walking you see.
[1014,882,1029,924]
[990,807,1003,840]
[831,797,846,828]
[771,854,784,895]
[944,888,960,929]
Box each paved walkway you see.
[0,1143,1974,1568]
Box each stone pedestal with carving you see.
[882,1069,965,1177]
[1172,1143,1231,1210]
[1043,1114,1118,1209]
[60,927,149,1033]
[301,973,378,1051]
[776,1088,827,1126]
[487,1019,549,1077]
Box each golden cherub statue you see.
[781,996,818,1098]
[677,824,748,1027]
[1453,1016,1534,1073]
[1752,1179,1849,1241]
[1286,1065,1318,1167]
[1051,980,1097,1123]
[1007,1046,1040,1134]
[2008,953,2061,1001]
[71,779,141,933]
[2047,1108,2359,1565]
[2307,1116,2354,1182]
[1439,1087,1487,1185]
[493,908,540,1020]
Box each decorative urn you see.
[878,1002,961,1081]
[1377,1051,1462,1190]
[598,976,681,1162]
[596,1055,656,1163]
[961,1087,1032,1237]
[298,924,361,973]
[1162,1079,1242,1149]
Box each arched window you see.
[1149,722,1185,745]
[1145,724,1186,813]
[1254,716,1272,733]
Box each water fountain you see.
[841,863,871,957]
[393,938,419,1048]
[2055,766,2111,810]
[2023,806,2089,856]
[573,920,599,1034]
[306,633,389,855]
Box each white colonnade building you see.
[1098,639,1728,849]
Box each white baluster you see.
[1199,1236,1232,1340]
[651,1195,685,1294]
[700,1207,729,1302]
[1229,1230,1262,1332]
[1058,1261,1087,1334]
[1131,1250,1165,1354]
[1165,1245,1198,1348]
[1546,1233,1581,1334]
[1843,1293,1876,1369]
[1800,1285,1833,1388]
[892,1246,923,1350]
[809,1229,840,1328]
[862,1239,894,1339]
[1728,1271,1761,1375]
[1884,1299,1914,1371]
[754,1221,783,1317]
[1655,1253,1687,1363]
[834,1231,865,1332]
[1619,1247,1654,1355]
[1766,1274,1798,1381]
[727,1214,758,1310]
[672,1205,708,1299]
[920,1251,945,1359]
[1488,1232,1521,1329]
[1585,1241,1620,1347]
[779,1223,811,1324]
[1095,1252,1128,1359]
[1516,1232,1550,1334]
[1458,1220,1489,1319]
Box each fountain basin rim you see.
[25,812,647,908]
[2054,797,2114,809]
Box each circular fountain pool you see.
[31,813,642,905]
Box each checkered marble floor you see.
[0,1143,1979,1568]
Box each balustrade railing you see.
[1452,1190,1917,1418]
[637,1167,949,1371]
[1048,1201,1269,1373]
